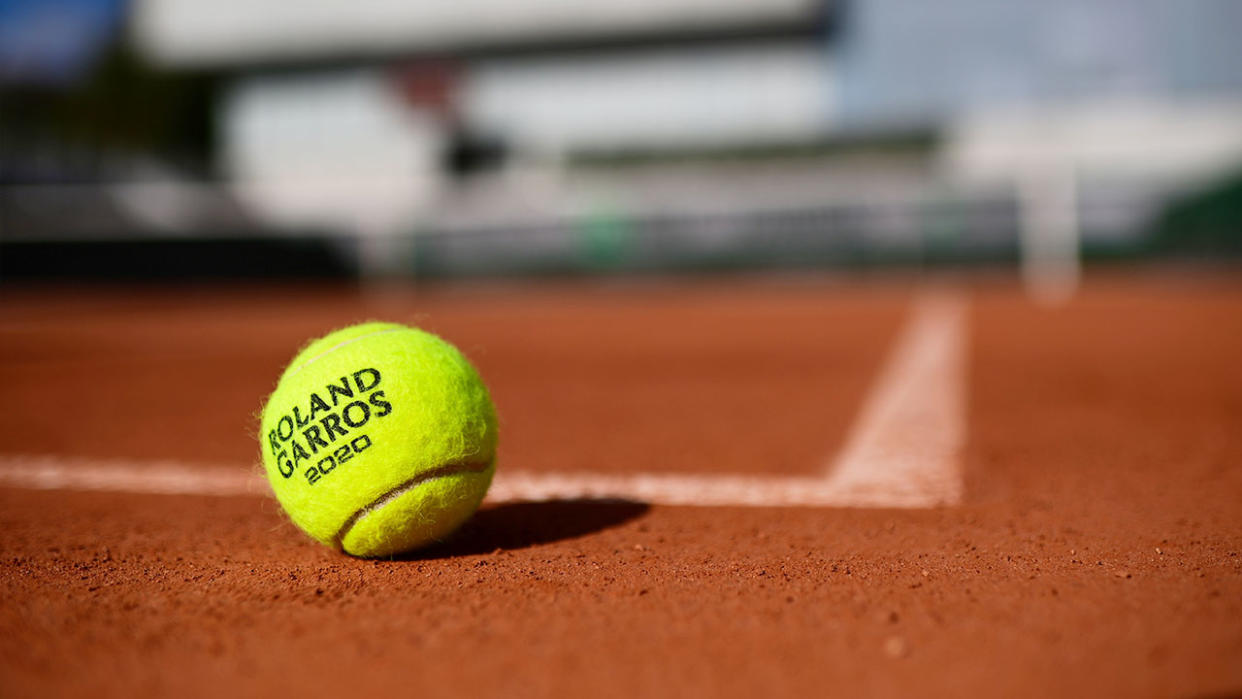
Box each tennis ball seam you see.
[331,457,492,550]
[286,326,406,380]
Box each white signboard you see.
[134,0,821,66]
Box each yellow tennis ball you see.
[259,322,497,557]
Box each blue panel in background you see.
[0,0,125,86]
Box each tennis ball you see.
[259,322,497,557]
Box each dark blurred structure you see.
[2,0,1241,287]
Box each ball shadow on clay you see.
[395,499,650,560]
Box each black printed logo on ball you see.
[268,368,392,483]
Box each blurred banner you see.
[133,0,825,64]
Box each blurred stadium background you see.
[3,0,1242,296]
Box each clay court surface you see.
[1,271,1240,697]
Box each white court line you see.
[487,291,966,508]
[0,455,267,497]
[0,291,967,508]
[822,291,966,504]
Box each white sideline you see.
[0,291,967,508]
